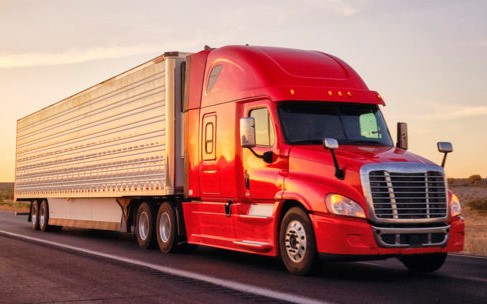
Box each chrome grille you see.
[369,170,447,220]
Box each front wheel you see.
[279,207,317,275]
[400,253,447,273]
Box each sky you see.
[1,0,486,181]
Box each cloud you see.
[419,102,487,121]
[304,0,367,17]
[0,45,161,69]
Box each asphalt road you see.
[1,211,486,304]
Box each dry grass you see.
[450,185,487,256]
[0,202,30,213]
[462,209,487,256]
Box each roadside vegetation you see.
[0,183,29,212]
[449,175,487,256]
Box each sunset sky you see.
[1,0,486,182]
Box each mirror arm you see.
[441,153,448,168]
[323,138,345,180]
[246,147,273,164]
[330,149,345,180]
[440,151,453,168]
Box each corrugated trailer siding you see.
[15,56,181,199]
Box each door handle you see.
[244,172,250,189]
[225,200,234,217]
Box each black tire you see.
[400,253,447,273]
[39,200,49,232]
[135,203,156,249]
[31,200,40,231]
[156,202,178,253]
[279,207,317,275]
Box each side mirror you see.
[240,117,256,148]
[396,122,408,150]
[323,138,344,180]
[240,117,273,164]
[438,142,453,153]
[323,138,339,150]
[437,142,453,168]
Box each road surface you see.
[1,211,486,304]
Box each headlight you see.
[325,194,366,219]
[450,192,461,217]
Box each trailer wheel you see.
[136,203,156,249]
[279,207,317,275]
[156,202,178,253]
[400,253,447,273]
[31,200,40,231]
[39,200,49,232]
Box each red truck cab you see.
[181,45,464,275]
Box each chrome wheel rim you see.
[159,212,171,243]
[138,211,150,241]
[40,203,46,227]
[32,203,38,227]
[285,220,307,263]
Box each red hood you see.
[289,144,437,170]
[285,144,441,210]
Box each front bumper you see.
[310,213,464,256]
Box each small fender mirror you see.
[323,138,344,180]
[437,141,453,168]
[323,138,339,150]
[240,117,256,148]
[437,142,453,153]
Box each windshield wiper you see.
[347,140,386,146]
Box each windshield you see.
[277,101,393,146]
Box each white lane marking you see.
[0,229,332,304]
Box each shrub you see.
[468,198,487,212]
[468,174,483,186]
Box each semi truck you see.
[15,45,464,275]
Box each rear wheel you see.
[31,200,40,231]
[156,202,178,253]
[400,253,447,273]
[279,207,317,275]
[136,203,156,249]
[39,200,49,232]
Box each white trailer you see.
[15,53,186,233]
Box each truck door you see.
[234,101,282,249]
[195,111,236,247]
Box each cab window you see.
[250,108,275,147]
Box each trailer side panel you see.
[15,55,184,200]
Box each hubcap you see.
[32,204,38,226]
[285,220,307,263]
[40,204,46,227]
[138,211,149,241]
[159,212,171,243]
